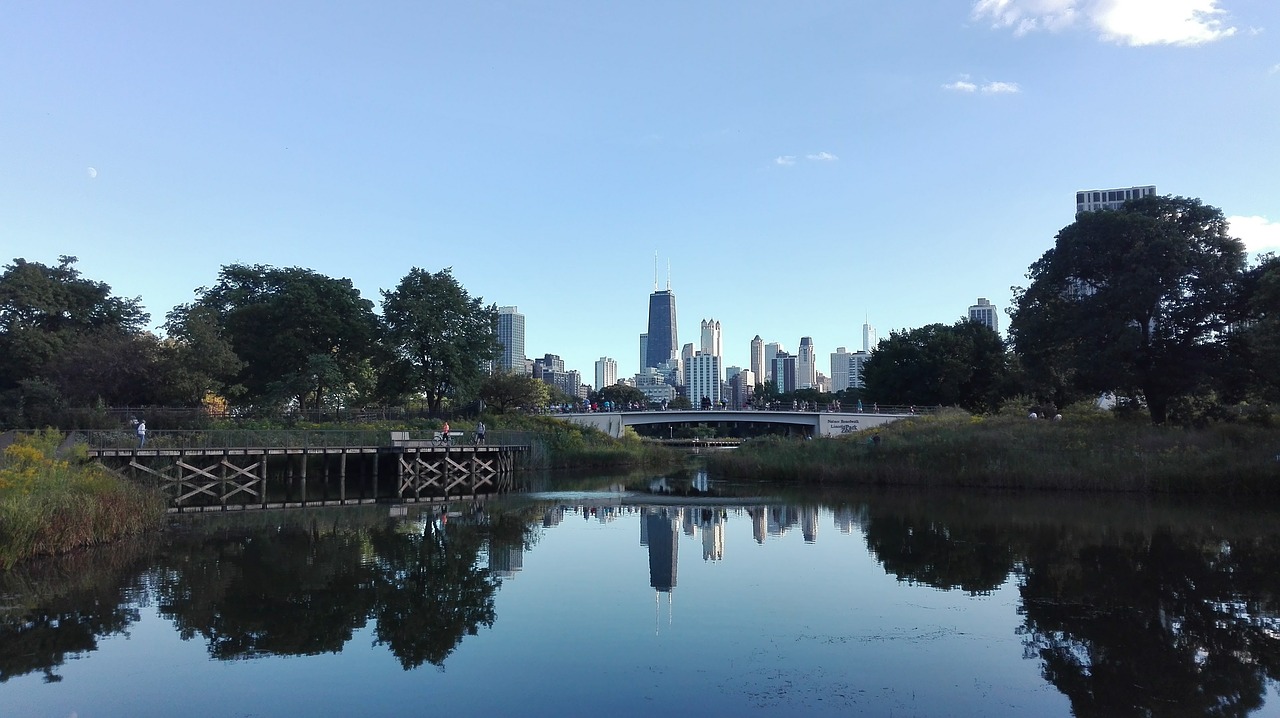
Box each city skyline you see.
[5,2,1279,384]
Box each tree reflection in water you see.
[3,493,1280,716]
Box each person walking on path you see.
[136,419,147,448]
[475,421,486,444]
[441,420,451,445]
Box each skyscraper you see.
[686,353,722,407]
[862,320,877,354]
[595,357,618,391]
[700,319,722,358]
[797,337,816,389]
[496,306,526,374]
[645,289,678,370]
[750,335,765,383]
[968,298,999,333]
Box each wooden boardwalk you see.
[86,434,527,513]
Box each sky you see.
[4,0,1279,382]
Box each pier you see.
[80,430,528,513]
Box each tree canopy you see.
[1009,196,1246,423]
[171,264,380,412]
[862,319,1013,412]
[380,268,499,415]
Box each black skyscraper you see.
[645,288,677,369]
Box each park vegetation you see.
[0,430,166,567]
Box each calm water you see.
[5,469,1280,717]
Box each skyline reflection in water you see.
[4,477,1280,717]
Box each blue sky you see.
[4,1,1278,382]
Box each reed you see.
[0,430,167,568]
[706,408,1280,495]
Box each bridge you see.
[77,429,527,513]
[560,410,915,439]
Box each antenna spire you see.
[666,259,671,290]
[653,252,659,292]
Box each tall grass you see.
[0,429,167,568]
[707,408,1280,495]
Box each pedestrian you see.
[136,419,147,448]
[476,420,486,444]
[441,420,451,445]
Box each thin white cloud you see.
[972,0,1237,46]
[1270,63,1280,74]
[774,155,796,166]
[1229,215,1280,254]
[944,76,1020,94]
[806,151,838,162]
[982,81,1022,93]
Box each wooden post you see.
[300,452,308,505]
[339,452,347,504]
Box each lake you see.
[5,467,1280,717]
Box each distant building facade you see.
[968,298,999,333]
[700,319,722,358]
[595,357,618,392]
[686,353,722,407]
[1076,185,1156,214]
[496,306,527,374]
[797,337,816,389]
[750,335,765,384]
[645,289,678,369]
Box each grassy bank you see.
[706,408,1280,494]
[0,430,167,568]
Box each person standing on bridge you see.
[442,420,451,445]
[136,419,147,448]
[476,421,486,444]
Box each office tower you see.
[686,353,722,407]
[750,335,765,383]
[700,319,722,358]
[862,321,877,353]
[1076,185,1156,214]
[770,353,797,393]
[595,357,618,391]
[968,298,999,333]
[830,347,852,392]
[645,287,678,369]
[797,337,816,389]
[639,334,648,372]
[764,342,785,381]
[496,306,527,374]
[729,368,755,409]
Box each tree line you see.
[0,262,504,426]
[3,195,1276,426]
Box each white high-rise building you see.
[496,306,527,374]
[594,357,618,392]
[797,337,817,390]
[968,298,999,333]
[700,319,722,358]
[862,321,877,354]
[830,348,871,391]
[1076,185,1156,214]
[686,353,722,407]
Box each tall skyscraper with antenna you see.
[644,257,678,369]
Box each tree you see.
[478,372,548,413]
[380,268,498,415]
[597,383,648,408]
[171,265,380,413]
[862,320,1013,412]
[1218,255,1280,406]
[0,256,153,417]
[1009,196,1246,423]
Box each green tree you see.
[1219,255,1280,406]
[1009,196,1246,423]
[862,320,1013,412]
[380,268,498,415]
[0,257,153,416]
[597,383,648,408]
[478,372,548,413]
[171,265,380,413]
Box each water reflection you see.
[4,484,1280,716]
